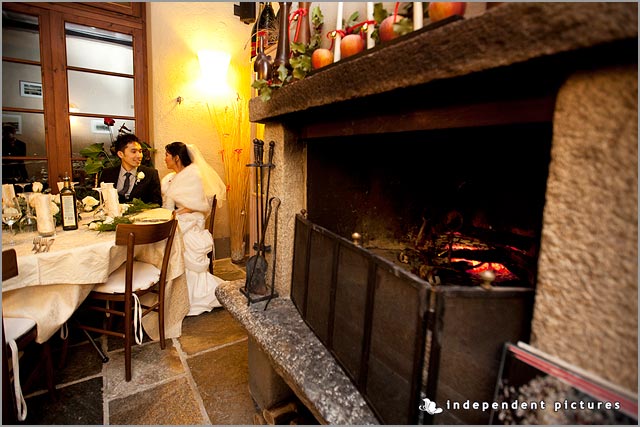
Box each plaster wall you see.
[146,2,252,245]
[531,65,638,392]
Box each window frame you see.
[2,2,148,191]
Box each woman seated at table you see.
[161,141,227,316]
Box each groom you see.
[100,133,162,205]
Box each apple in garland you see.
[340,34,365,59]
[379,14,401,42]
[311,48,334,69]
[428,2,467,23]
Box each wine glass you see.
[19,192,37,233]
[15,182,30,194]
[3,197,22,245]
[92,186,106,220]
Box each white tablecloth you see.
[2,215,190,343]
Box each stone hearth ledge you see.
[216,280,380,425]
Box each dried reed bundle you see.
[208,94,251,261]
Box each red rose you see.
[104,117,115,127]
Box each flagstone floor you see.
[21,258,258,425]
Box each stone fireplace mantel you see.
[250,2,637,125]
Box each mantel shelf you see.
[249,2,637,124]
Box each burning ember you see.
[398,230,529,286]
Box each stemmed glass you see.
[15,182,30,194]
[19,192,37,233]
[92,186,106,220]
[3,197,22,245]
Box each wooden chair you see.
[2,249,55,422]
[207,195,217,275]
[75,217,178,382]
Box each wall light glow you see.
[197,50,232,97]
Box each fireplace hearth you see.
[221,3,637,425]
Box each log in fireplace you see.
[240,3,638,425]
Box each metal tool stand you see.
[242,139,280,307]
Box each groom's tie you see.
[119,172,132,198]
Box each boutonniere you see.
[136,171,145,185]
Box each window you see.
[2,3,148,192]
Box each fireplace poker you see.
[264,196,281,311]
[263,141,275,229]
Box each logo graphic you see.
[419,398,443,415]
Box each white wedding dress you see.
[162,162,225,316]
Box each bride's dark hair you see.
[165,141,192,167]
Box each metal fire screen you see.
[292,214,430,424]
[291,214,535,424]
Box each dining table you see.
[2,209,190,344]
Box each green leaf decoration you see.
[122,198,160,215]
[277,64,289,83]
[345,11,360,30]
[393,17,414,37]
[79,143,107,157]
[290,41,307,54]
[259,86,273,101]
[95,216,132,232]
[373,3,388,24]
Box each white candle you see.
[2,184,16,207]
[334,2,343,62]
[33,193,55,236]
[366,2,374,48]
[413,2,423,30]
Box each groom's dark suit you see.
[100,165,162,205]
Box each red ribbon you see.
[289,8,308,43]
[346,20,377,39]
[325,29,346,50]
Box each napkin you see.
[103,188,121,218]
[2,183,16,207]
[33,193,55,235]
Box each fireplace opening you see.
[307,122,552,289]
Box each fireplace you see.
[236,3,638,425]
[306,122,552,289]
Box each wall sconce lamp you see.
[197,50,231,96]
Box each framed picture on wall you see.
[2,114,22,134]
[19,80,43,98]
[91,119,111,134]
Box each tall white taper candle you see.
[413,2,423,30]
[366,2,375,48]
[334,2,343,62]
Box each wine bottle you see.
[259,2,277,51]
[59,173,78,230]
[250,3,262,60]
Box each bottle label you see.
[61,194,77,227]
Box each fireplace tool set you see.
[242,138,280,308]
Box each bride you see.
[161,141,227,316]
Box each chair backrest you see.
[2,250,18,423]
[207,194,217,236]
[2,249,18,281]
[114,218,178,293]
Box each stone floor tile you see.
[24,377,103,425]
[179,308,247,355]
[214,258,247,282]
[54,341,104,385]
[109,376,205,425]
[188,339,257,425]
[103,340,184,400]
